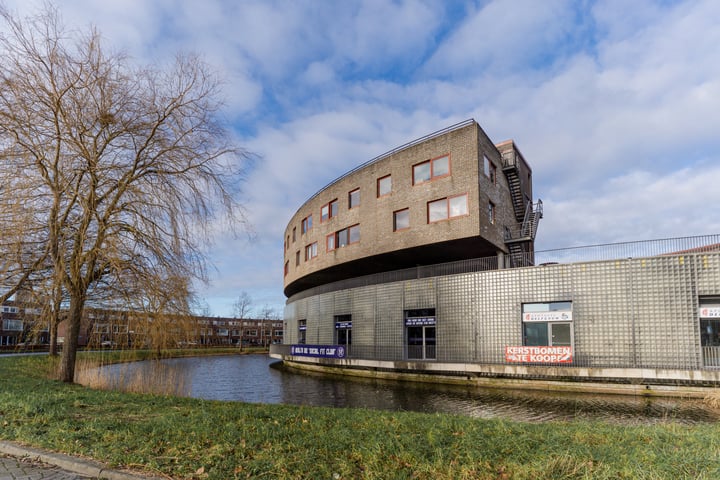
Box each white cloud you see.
[4,0,719,316]
[539,164,720,248]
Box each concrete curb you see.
[0,440,165,479]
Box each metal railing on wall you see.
[287,234,720,304]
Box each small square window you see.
[393,209,410,231]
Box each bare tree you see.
[233,292,254,320]
[258,305,278,348]
[233,291,253,350]
[0,5,248,382]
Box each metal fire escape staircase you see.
[501,151,542,266]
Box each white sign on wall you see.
[699,307,720,318]
[522,311,573,322]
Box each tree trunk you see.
[59,295,84,383]
[48,318,58,356]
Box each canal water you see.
[82,354,720,425]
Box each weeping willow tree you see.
[0,5,248,382]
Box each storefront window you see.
[699,298,720,367]
[522,302,573,348]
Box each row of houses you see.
[0,301,283,349]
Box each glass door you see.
[407,326,436,360]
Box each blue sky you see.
[5,0,720,317]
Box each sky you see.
[3,0,720,318]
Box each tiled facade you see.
[276,120,720,389]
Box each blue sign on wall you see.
[290,344,346,358]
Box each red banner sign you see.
[505,346,573,363]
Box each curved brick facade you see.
[283,120,533,298]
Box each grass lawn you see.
[1,353,719,479]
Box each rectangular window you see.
[335,314,352,347]
[301,215,313,234]
[394,208,410,231]
[298,319,307,344]
[292,227,296,242]
[94,323,109,334]
[483,155,497,184]
[2,319,23,331]
[304,242,317,260]
[377,175,392,197]
[348,188,360,208]
[321,199,338,222]
[522,302,573,347]
[428,194,468,223]
[413,154,450,185]
[284,261,289,276]
[335,224,360,248]
[700,297,720,366]
[488,201,496,224]
[295,251,300,266]
[326,232,335,252]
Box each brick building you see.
[283,119,540,297]
[274,119,720,392]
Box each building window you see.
[522,302,573,347]
[2,319,23,331]
[301,215,313,234]
[94,323,109,334]
[334,224,360,248]
[377,175,392,197]
[427,194,468,223]
[393,208,410,231]
[285,235,289,250]
[292,227,296,242]
[321,199,338,222]
[304,242,317,260]
[295,251,300,266]
[700,297,720,367]
[483,155,497,184]
[298,319,307,344]
[405,308,436,361]
[284,261,289,277]
[335,314,352,348]
[326,232,335,252]
[413,154,450,185]
[349,188,360,209]
[488,201,496,224]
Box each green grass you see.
[1,354,719,479]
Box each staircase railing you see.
[504,200,543,242]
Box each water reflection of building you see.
[272,119,720,393]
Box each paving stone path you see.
[0,444,161,480]
[1,455,92,480]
